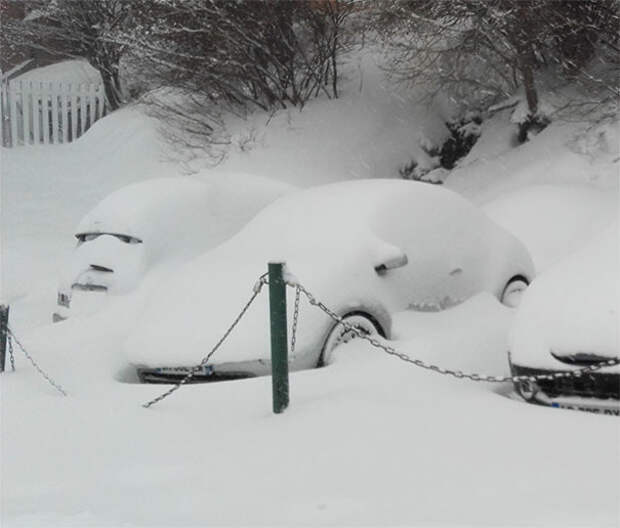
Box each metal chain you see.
[7,327,67,395]
[142,274,269,409]
[288,281,620,384]
[8,334,15,371]
[290,286,301,354]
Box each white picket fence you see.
[0,80,106,147]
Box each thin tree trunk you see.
[520,60,538,116]
[331,34,338,98]
[100,65,123,111]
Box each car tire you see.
[500,275,529,308]
[319,311,385,367]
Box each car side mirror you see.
[374,253,408,275]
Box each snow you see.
[65,174,292,293]
[510,222,620,370]
[1,107,177,328]
[54,172,292,327]
[124,179,532,369]
[445,109,619,204]
[2,51,620,527]
[3,329,619,527]
[510,95,554,125]
[207,52,450,187]
[483,184,618,272]
[391,293,514,376]
[12,59,101,85]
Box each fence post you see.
[51,82,59,144]
[0,305,9,373]
[9,81,19,146]
[268,262,289,414]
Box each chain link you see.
[8,334,15,371]
[142,274,269,409]
[6,268,617,406]
[290,286,301,354]
[7,327,67,395]
[288,281,620,384]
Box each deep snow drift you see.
[1,50,619,527]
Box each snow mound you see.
[2,106,193,325]
[210,51,450,187]
[12,59,101,85]
[76,177,211,243]
[446,114,620,204]
[75,173,292,262]
[484,184,618,272]
[510,222,619,369]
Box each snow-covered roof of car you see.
[76,176,209,240]
[75,173,293,261]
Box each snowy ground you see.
[1,54,619,527]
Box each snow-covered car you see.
[126,179,535,383]
[509,224,619,415]
[53,174,293,321]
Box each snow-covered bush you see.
[440,114,483,168]
[510,98,552,143]
[400,113,482,182]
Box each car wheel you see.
[500,276,529,308]
[319,312,384,367]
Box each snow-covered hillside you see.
[1,50,618,527]
[212,53,450,187]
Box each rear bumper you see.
[510,363,619,414]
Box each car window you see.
[75,232,143,245]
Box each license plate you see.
[551,401,620,416]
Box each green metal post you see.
[268,262,289,414]
[0,305,9,373]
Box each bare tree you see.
[123,0,356,111]
[374,0,619,121]
[5,0,132,110]
[112,0,357,155]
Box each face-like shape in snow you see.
[70,232,147,294]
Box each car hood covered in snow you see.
[126,179,534,368]
[510,221,619,371]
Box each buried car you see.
[509,223,619,415]
[126,179,535,383]
[53,174,293,321]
